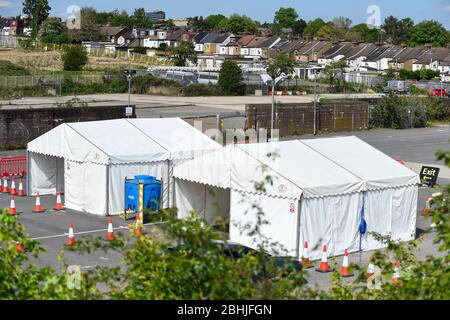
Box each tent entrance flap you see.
[29,152,64,195]
[174,179,230,224]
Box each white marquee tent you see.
[173,136,419,260]
[27,118,220,216]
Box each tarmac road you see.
[0,125,448,292]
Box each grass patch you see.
[0,60,31,76]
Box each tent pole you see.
[26,150,30,195]
[295,196,303,261]
[106,164,110,216]
[167,159,171,208]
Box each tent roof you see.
[173,137,419,199]
[27,118,221,165]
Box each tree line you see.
[18,1,450,48]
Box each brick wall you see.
[0,104,136,149]
[245,101,369,137]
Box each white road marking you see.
[30,221,166,241]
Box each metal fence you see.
[0,73,104,88]
[0,35,19,48]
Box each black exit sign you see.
[419,166,440,187]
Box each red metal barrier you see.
[0,156,27,176]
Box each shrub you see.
[218,60,243,95]
[183,84,222,96]
[61,45,88,71]
[370,94,429,129]
[0,60,30,76]
[426,98,450,122]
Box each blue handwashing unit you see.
[124,175,162,212]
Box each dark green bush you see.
[61,45,88,71]
[183,84,222,96]
[0,60,30,76]
[370,94,429,129]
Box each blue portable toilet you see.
[124,175,161,213]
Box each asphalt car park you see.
[0,126,448,289]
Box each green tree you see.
[170,41,197,67]
[188,16,210,31]
[351,23,380,43]
[218,60,243,95]
[109,9,133,28]
[37,17,64,37]
[292,19,307,36]
[273,7,299,29]
[317,24,339,41]
[409,20,450,47]
[266,52,294,84]
[206,14,227,30]
[383,67,396,81]
[22,0,51,37]
[131,8,153,28]
[332,16,352,31]
[62,45,88,71]
[219,14,258,35]
[322,60,347,92]
[303,18,326,38]
[69,8,106,43]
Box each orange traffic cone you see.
[33,193,43,213]
[17,178,25,196]
[16,241,24,252]
[134,214,143,236]
[367,262,375,279]
[423,197,432,216]
[67,223,75,246]
[0,177,3,192]
[9,196,17,215]
[392,259,400,286]
[301,241,313,268]
[106,217,115,241]
[316,244,331,273]
[340,249,354,277]
[3,176,9,193]
[55,192,63,210]
[10,177,16,195]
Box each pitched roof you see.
[394,46,430,63]
[193,32,209,43]
[247,35,280,48]
[414,47,450,64]
[199,32,220,44]
[100,26,128,36]
[345,43,378,60]
[238,35,256,46]
[167,28,186,41]
[214,33,231,44]
[321,43,354,59]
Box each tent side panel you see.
[65,160,107,215]
[29,152,58,195]
[108,162,166,215]
[229,190,298,257]
[174,179,230,224]
[361,187,417,251]
[391,185,417,242]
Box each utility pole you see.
[313,71,317,135]
[271,80,275,137]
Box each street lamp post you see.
[313,71,317,135]
[271,80,275,135]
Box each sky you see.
[1,0,450,29]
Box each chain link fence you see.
[0,73,104,89]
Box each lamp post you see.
[313,71,317,135]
